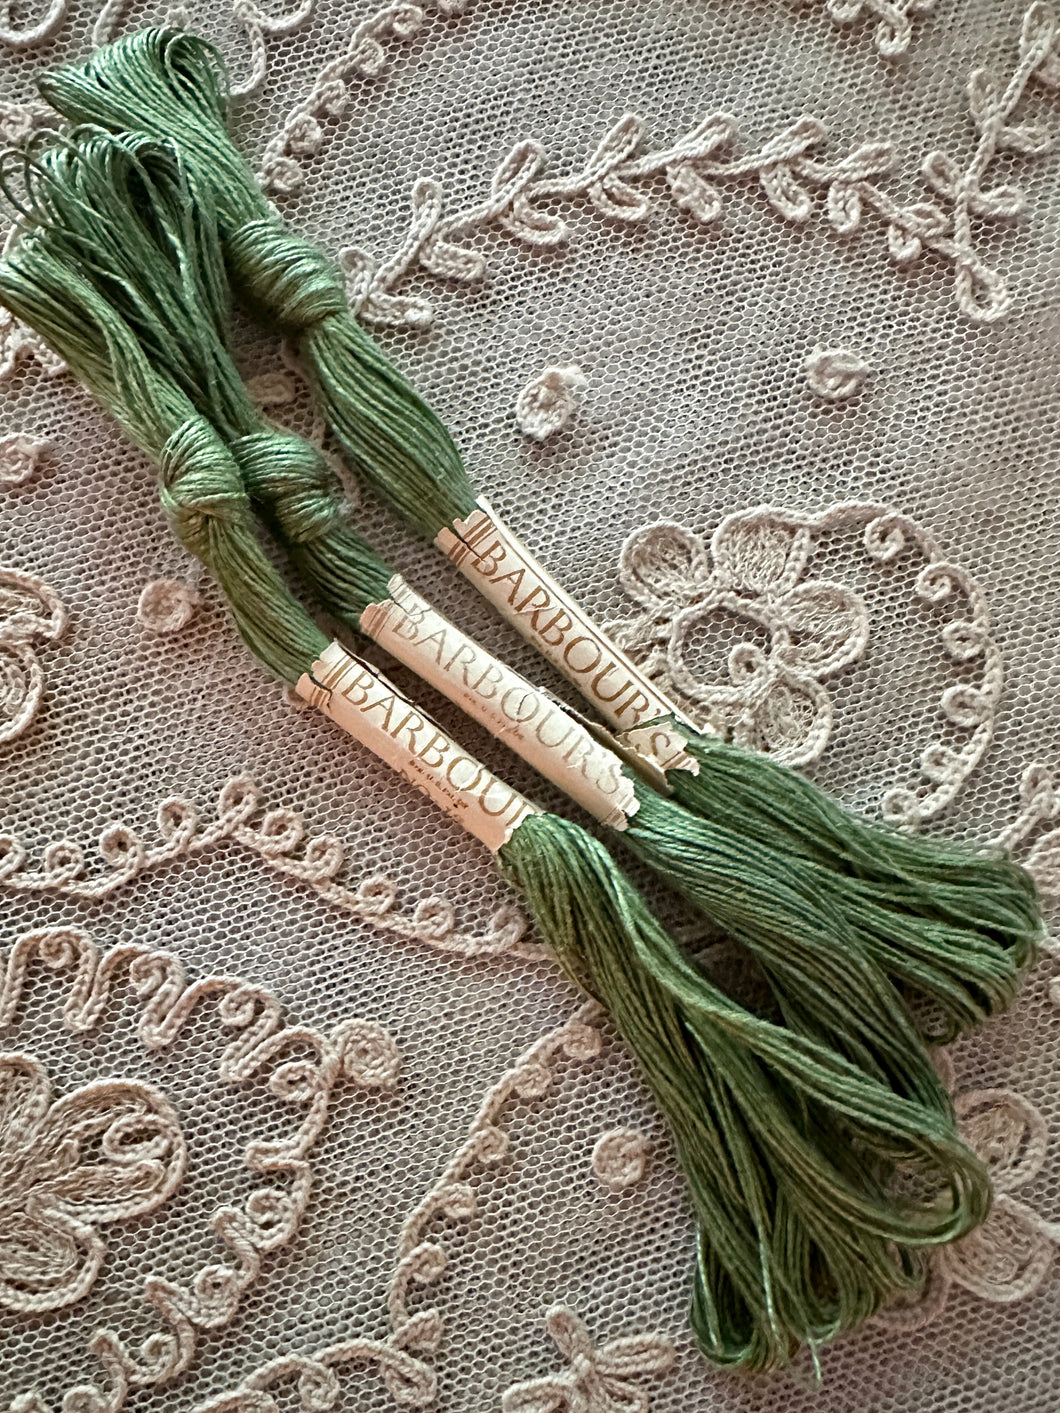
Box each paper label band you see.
[297,642,538,854]
[435,498,701,775]
[361,578,639,830]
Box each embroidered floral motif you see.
[2,926,400,1412]
[136,578,200,634]
[0,775,537,957]
[302,4,1059,327]
[607,503,1002,825]
[822,0,936,59]
[516,366,587,441]
[805,347,869,401]
[0,1051,185,1313]
[591,1127,650,1191]
[0,565,67,746]
[502,1305,674,1413]
[877,1065,1058,1329]
[607,511,870,767]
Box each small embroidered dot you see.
[136,578,200,634]
[805,347,870,402]
[0,432,51,487]
[246,369,298,406]
[515,365,587,441]
[591,1127,650,1190]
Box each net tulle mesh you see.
[0,1,1057,1409]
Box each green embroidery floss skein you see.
[37,28,1042,1043]
[0,129,992,1373]
[36,122,993,1105]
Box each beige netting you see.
[0,1,1058,1409]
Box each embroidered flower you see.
[0,1051,185,1313]
[608,512,869,764]
[805,347,870,401]
[877,1080,1058,1330]
[502,1306,674,1413]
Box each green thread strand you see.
[49,129,988,1104]
[0,126,995,1372]
[39,28,479,540]
[500,813,988,1370]
[37,27,1043,1049]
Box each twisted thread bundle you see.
[0,91,1038,1373]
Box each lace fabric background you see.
[0,0,1058,1409]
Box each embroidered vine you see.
[183,1002,610,1411]
[1,926,400,1413]
[271,3,1060,327]
[0,1052,186,1313]
[606,501,1000,827]
[821,0,935,59]
[502,1305,674,1413]
[0,774,538,958]
[0,564,67,746]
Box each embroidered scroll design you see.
[183,1003,607,1410]
[0,0,66,49]
[0,775,537,958]
[287,3,1060,327]
[0,565,67,746]
[2,926,400,1413]
[606,502,1001,827]
[0,1051,185,1313]
[230,0,317,97]
[501,1305,674,1413]
[821,0,935,59]
[259,2,426,194]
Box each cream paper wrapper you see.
[435,498,701,777]
[361,577,639,830]
[297,642,538,854]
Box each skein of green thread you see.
[33,125,994,1105]
[37,27,1042,1034]
[36,108,1039,1056]
[0,129,994,1372]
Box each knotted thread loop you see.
[159,415,251,558]
[226,218,347,332]
[230,430,344,544]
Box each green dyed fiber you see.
[0,128,994,1373]
[42,125,998,1100]
[37,28,1042,1045]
